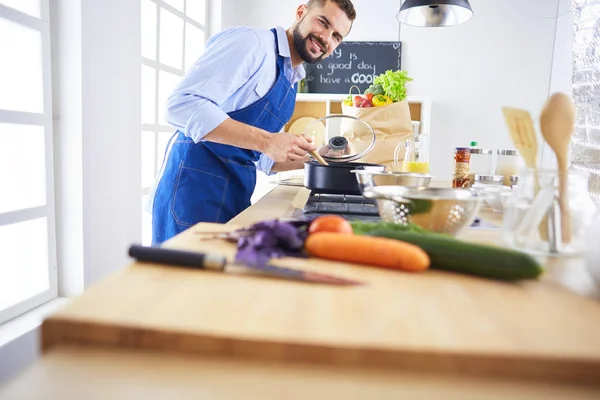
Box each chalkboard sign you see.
[304,41,402,94]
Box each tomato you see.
[365,93,374,102]
[308,215,353,235]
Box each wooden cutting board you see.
[42,223,600,384]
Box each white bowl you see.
[483,186,512,212]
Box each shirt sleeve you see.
[256,153,276,175]
[164,28,265,142]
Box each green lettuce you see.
[373,70,412,102]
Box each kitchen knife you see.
[128,244,362,286]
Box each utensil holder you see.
[502,169,595,257]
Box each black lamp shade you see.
[396,0,474,27]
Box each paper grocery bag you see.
[340,100,413,169]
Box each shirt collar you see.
[275,26,306,80]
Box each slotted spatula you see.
[501,107,538,175]
[501,107,548,240]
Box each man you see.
[151,0,356,244]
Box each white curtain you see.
[571,0,600,201]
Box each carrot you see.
[305,232,430,272]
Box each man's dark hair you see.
[306,0,356,21]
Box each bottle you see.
[452,147,471,188]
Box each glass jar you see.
[470,148,493,175]
[496,150,523,186]
[502,169,596,257]
[452,147,471,188]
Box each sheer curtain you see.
[571,0,600,202]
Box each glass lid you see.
[301,114,377,163]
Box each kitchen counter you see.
[2,184,600,398]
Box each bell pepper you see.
[342,95,353,107]
[372,94,389,107]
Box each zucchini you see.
[350,221,431,236]
[365,229,543,281]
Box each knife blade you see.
[128,244,362,286]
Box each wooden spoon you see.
[309,149,329,166]
[539,92,576,244]
[292,131,328,165]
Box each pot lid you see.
[301,114,376,163]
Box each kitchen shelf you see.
[287,93,432,136]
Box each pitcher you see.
[393,136,430,173]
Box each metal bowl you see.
[351,170,434,196]
[370,187,488,235]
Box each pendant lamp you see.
[396,0,474,27]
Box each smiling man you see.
[149,1,356,244]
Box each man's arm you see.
[164,27,314,163]
[270,160,307,173]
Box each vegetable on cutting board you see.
[308,215,353,235]
[305,232,430,272]
[364,229,543,281]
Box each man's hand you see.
[262,133,316,163]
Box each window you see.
[571,0,600,202]
[141,0,208,244]
[0,0,57,324]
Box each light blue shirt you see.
[164,26,306,174]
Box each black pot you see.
[304,161,385,195]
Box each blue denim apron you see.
[152,29,297,244]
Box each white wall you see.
[52,0,142,291]
[222,0,401,41]
[80,0,142,284]
[225,0,569,179]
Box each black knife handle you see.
[128,244,226,270]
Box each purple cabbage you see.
[233,219,311,267]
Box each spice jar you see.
[496,150,523,186]
[452,147,471,188]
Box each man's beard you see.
[292,27,327,64]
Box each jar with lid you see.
[471,174,504,190]
[470,148,493,175]
[496,150,523,186]
[452,147,471,188]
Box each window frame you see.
[141,0,209,196]
[0,0,58,324]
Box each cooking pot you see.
[304,161,385,195]
[301,115,384,195]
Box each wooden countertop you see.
[34,185,600,386]
[2,345,599,399]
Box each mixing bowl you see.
[351,170,434,196]
[369,187,488,235]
